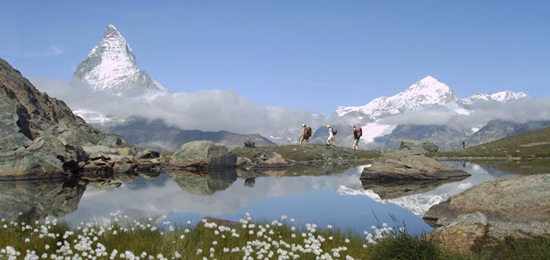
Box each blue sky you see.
[1,0,549,114]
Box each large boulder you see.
[171,141,236,169]
[360,150,470,181]
[252,151,288,168]
[427,212,488,254]
[424,174,550,241]
[399,139,438,154]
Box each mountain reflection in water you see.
[0,162,517,235]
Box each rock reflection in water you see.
[244,178,255,188]
[0,178,86,221]
[361,178,467,199]
[170,169,237,196]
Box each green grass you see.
[231,144,380,163]
[466,159,550,175]
[1,217,548,260]
[366,233,443,260]
[432,127,550,159]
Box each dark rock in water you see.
[0,178,86,221]
[170,169,237,196]
[171,141,236,169]
[136,149,160,159]
[0,58,131,179]
[244,178,255,187]
[361,179,463,199]
[424,174,550,240]
[360,150,470,181]
[399,139,438,154]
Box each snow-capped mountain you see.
[70,24,167,96]
[336,76,459,119]
[458,91,527,105]
[336,76,526,119]
[333,76,532,150]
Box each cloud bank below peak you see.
[30,77,318,134]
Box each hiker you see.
[352,125,362,150]
[299,124,312,145]
[462,140,466,150]
[326,124,337,146]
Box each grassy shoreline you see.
[1,215,548,260]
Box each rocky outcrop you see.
[0,58,157,179]
[360,150,469,181]
[171,141,236,170]
[424,174,550,253]
[399,139,438,154]
[0,59,96,178]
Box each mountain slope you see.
[466,120,550,147]
[94,117,276,151]
[71,24,167,96]
[368,125,467,151]
[437,127,550,158]
[0,58,127,178]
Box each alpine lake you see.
[0,161,528,235]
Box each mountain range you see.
[333,76,548,150]
[66,24,548,151]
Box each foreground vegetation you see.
[1,214,548,260]
[432,127,550,159]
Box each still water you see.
[0,162,516,234]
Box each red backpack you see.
[357,127,362,137]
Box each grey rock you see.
[360,150,470,181]
[135,149,160,160]
[0,58,130,178]
[252,151,288,168]
[427,212,488,254]
[424,174,550,239]
[399,139,438,154]
[171,141,236,169]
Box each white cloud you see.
[378,99,550,129]
[30,78,319,134]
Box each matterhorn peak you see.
[104,24,121,38]
[70,24,167,96]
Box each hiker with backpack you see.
[326,124,337,146]
[352,125,362,150]
[299,124,312,145]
